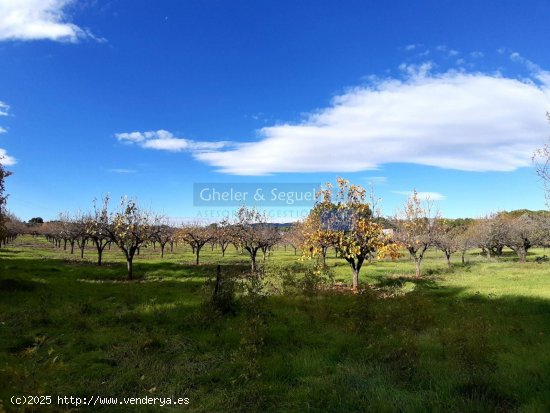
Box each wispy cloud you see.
[115,129,230,153]
[363,176,388,185]
[0,100,15,165]
[393,191,446,201]
[108,168,137,174]
[509,51,540,73]
[0,0,102,42]
[193,61,550,175]
[0,101,9,116]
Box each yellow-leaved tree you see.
[303,178,400,290]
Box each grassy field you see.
[2,235,550,412]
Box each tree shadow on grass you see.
[0,256,233,287]
[372,274,440,289]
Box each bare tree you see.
[214,218,233,257]
[40,220,63,248]
[284,221,305,255]
[470,214,507,258]
[232,206,280,273]
[394,190,441,277]
[86,196,112,265]
[103,197,157,280]
[502,213,541,262]
[454,223,478,265]
[533,115,550,206]
[1,212,24,246]
[433,219,460,268]
[71,213,89,259]
[153,220,175,258]
[179,223,214,265]
[0,160,12,244]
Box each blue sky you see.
[1,0,550,221]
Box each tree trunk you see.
[127,259,133,280]
[195,247,200,265]
[160,244,165,258]
[251,250,257,273]
[461,251,465,265]
[415,258,421,278]
[80,244,85,259]
[352,269,359,290]
[70,241,75,254]
[446,253,451,268]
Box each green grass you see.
[2,236,550,412]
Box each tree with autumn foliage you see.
[302,207,335,267]
[394,190,441,277]
[304,178,399,290]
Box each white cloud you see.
[0,148,15,165]
[0,127,6,134]
[393,191,446,201]
[142,137,190,151]
[470,51,484,59]
[115,129,229,153]
[0,0,100,42]
[193,66,550,175]
[115,131,145,143]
